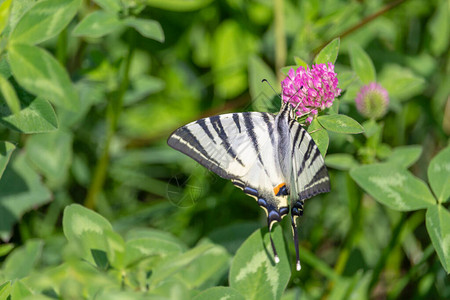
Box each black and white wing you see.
[168,112,291,233]
[288,120,330,270]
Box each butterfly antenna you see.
[261,79,282,101]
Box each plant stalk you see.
[274,0,286,83]
[84,31,135,209]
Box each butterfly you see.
[167,100,330,270]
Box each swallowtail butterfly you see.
[167,100,330,270]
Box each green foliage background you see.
[0,0,449,299]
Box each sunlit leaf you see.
[325,153,359,170]
[72,11,123,38]
[387,145,423,168]
[94,0,122,12]
[229,226,290,300]
[144,0,214,11]
[428,146,450,203]
[0,97,58,133]
[63,204,124,267]
[0,0,13,35]
[8,44,79,110]
[348,44,376,84]
[10,0,81,45]
[0,141,15,180]
[149,243,215,288]
[193,287,245,300]
[309,118,329,157]
[176,241,230,289]
[294,56,308,68]
[350,164,436,211]
[10,280,32,299]
[26,130,73,186]
[124,17,164,42]
[0,74,20,115]
[318,114,364,134]
[314,37,340,65]
[426,205,450,273]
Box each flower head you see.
[355,83,389,119]
[281,62,341,123]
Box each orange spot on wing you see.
[273,182,286,196]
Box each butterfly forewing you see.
[168,112,289,216]
[289,120,330,203]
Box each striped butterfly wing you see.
[168,112,290,221]
[288,119,330,270]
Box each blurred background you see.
[0,0,449,299]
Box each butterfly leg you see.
[291,199,304,271]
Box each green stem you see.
[84,31,135,209]
[274,0,286,83]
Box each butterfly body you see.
[168,102,330,270]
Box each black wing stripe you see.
[262,113,276,149]
[243,113,264,166]
[210,116,245,167]
[297,139,316,177]
[169,127,223,173]
[308,147,321,168]
[291,124,304,156]
[232,113,241,133]
[196,118,216,144]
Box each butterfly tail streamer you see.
[291,215,301,271]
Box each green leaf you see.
[72,11,124,38]
[26,130,73,186]
[337,70,356,91]
[280,65,298,76]
[294,56,308,69]
[308,118,329,157]
[0,0,13,35]
[149,243,215,288]
[144,0,214,11]
[348,44,376,84]
[63,204,124,266]
[325,153,359,171]
[428,146,450,203]
[426,205,450,273]
[0,97,58,133]
[176,241,230,289]
[387,145,423,168]
[0,281,11,299]
[10,0,81,45]
[10,281,32,299]
[124,17,164,42]
[318,114,364,134]
[314,37,340,65]
[428,0,449,56]
[3,240,43,280]
[0,153,51,241]
[124,236,184,267]
[8,44,79,110]
[0,243,14,257]
[248,55,278,113]
[0,74,20,115]
[378,64,425,102]
[193,287,245,300]
[0,141,15,180]
[93,0,122,13]
[229,226,290,300]
[350,164,436,211]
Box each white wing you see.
[168,112,290,221]
[288,119,330,270]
